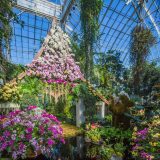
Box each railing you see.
[15,0,62,19]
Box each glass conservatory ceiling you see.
[7,0,160,65]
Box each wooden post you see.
[76,97,85,127]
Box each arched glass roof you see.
[4,0,160,66]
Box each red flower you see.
[28,106,37,110]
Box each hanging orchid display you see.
[26,25,83,103]
[26,25,83,82]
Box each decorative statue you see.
[110,92,134,129]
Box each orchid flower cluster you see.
[0,106,64,160]
[27,53,83,82]
[27,26,83,82]
[131,116,160,160]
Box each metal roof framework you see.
[4,0,160,65]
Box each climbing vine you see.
[0,0,21,50]
[80,0,103,80]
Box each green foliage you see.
[139,62,160,97]
[100,146,115,160]
[105,114,112,124]
[71,36,85,73]
[93,50,128,97]
[86,145,100,159]
[18,77,44,108]
[100,143,126,159]
[86,127,130,159]
[100,127,132,143]
[127,62,160,98]
[86,127,132,144]
[0,56,25,82]
[86,128,101,143]
[80,0,103,45]
[64,95,75,119]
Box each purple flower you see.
[60,138,65,144]
[26,134,32,140]
[136,128,148,140]
[26,127,33,133]
[140,151,152,160]
[0,142,8,151]
[47,139,54,146]
[19,142,25,150]
[132,144,140,150]
[39,125,45,135]
[3,130,11,137]
[8,140,14,146]
[0,106,64,159]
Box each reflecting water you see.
[32,136,124,160]
[1,135,132,160]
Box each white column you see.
[76,97,85,127]
[97,101,105,120]
[101,102,105,119]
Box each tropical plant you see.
[0,106,64,160]
[94,50,128,97]
[129,25,156,94]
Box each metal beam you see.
[15,0,62,19]
[61,0,75,23]
[143,2,160,37]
